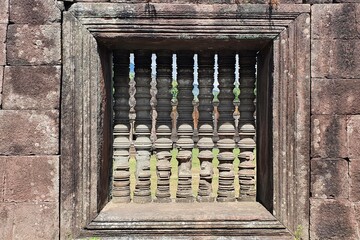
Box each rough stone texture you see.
[305,0,332,3]
[312,4,358,40]
[311,115,348,158]
[350,160,360,202]
[0,66,3,107]
[348,115,360,158]
[0,204,13,240]
[2,66,61,110]
[311,158,349,199]
[354,202,360,226]
[0,110,59,155]
[10,0,61,24]
[7,24,61,65]
[312,79,360,115]
[310,199,358,240]
[109,0,303,2]
[334,0,360,2]
[0,0,9,24]
[0,158,5,201]
[0,203,58,240]
[311,40,360,79]
[3,156,59,202]
[0,24,6,65]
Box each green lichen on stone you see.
[170,79,178,100]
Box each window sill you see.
[84,201,292,238]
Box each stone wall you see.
[0,0,359,239]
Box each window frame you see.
[61,3,310,239]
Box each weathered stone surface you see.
[312,79,360,115]
[0,66,3,106]
[10,0,61,24]
[0,158,5,201]
[7,24,61,65]
[2,66,60,110]
[311,115,347,158]
[1,203,58,240]
[312,4,358,39]
[3,156,59,202]
[0,24,6,65]
[110,0,303,2]
[310,199,358,240]
[0,110,59,155]
[354,202,360,226]
[334,0,360,2]
[0,0,9,23]
[350,160,360,202]
[311,158,348,199]
[0,204,13,240]
[348,116,360,158]
[312,40,360,79]
[305,0,332,3]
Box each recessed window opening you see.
[112,50,257,204]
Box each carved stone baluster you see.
[150,53,158,145]
[238,53,257,201]
[197,52,215,202]
[197,124,214,202]
[212,54,220,143]
[198,52,214,127]
[217,124,236,202]
[216,53,237,202]
[112,124,131,203]
[134,51,152,125]
[170,54,179,142]
[157,52,172,128]
[154,52,173,203]
[133,51,153,203]
[176,52,195,202]
[176,124,194,202]
[192,54,200,143]
[218,52,236,126]
[177,52,194,127]
[133,124,152,203]
[113,51,130,127]
[154,126,172,203]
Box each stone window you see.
[61,3,310,239]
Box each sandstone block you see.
[311,115,347,158]
[0,110,59,155]
[348,116,360,158]
[0,66,3,106]
[7,24,61,65]
[305,0,332,3]
[2,66,60,110]
[312,40,360,79]
[312,4,358,40]
[10,0,61,24]
[311,79,360,115]
[354,202,360,225]
[311,158,348,199]
[0,158,5,201]
[310,199,358,240]
[0,0,9,23]
[334,0,360,2]
[12,203,58,239]
[0,24,6,65]
[110,0,302,2]
[3,156,59,202]
[350,160,360,201]
[0,204,14,240]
